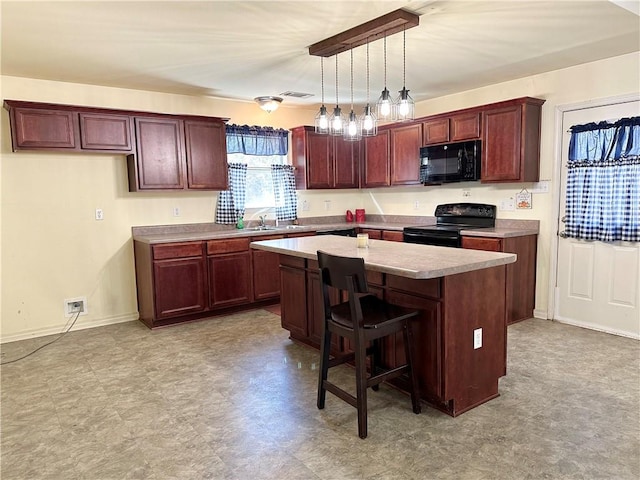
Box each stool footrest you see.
[323,380,357,408]
[367,365,409,388]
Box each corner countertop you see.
[131,217,539,245]
[250,235,516,280]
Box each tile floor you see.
[1,310,639,479]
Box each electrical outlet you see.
[324,200,331,211]
[173,207,181,217]
[462,189,471,197]
[413,200,420,210]
[474,328,482,349]
[95,208,104,220]
[302,200,310,211]
[64,296,88,317]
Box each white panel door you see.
[555,101,640,338]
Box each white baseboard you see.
[553,315,640,340]
[533,308,548,320]
[1,312,139,344]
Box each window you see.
[227,153,287,208]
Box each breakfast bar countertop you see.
[250,235,516,280]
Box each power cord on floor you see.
[0,310,82,365]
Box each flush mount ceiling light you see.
[254,96,282,113]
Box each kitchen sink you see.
[284,225,305,229]
[248,226,278,231]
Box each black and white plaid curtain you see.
[565,116,640,242]
[215,163,247,224]
[271,164,297,221]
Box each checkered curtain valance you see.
[226,125,288,156]
[565,116,640,242]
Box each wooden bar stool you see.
[316,250,422,439]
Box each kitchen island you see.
[251,235,517,417]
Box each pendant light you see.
[329,54,345,136]
[394,26,415,122]
[344,48,361,141]
[360,38,378,136]
[376,33,395,122]
[314,57,329,134]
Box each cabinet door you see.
[423,118,449,145]
[362,130,390,187]
[184,120,228,190]
[306,132,333,189]
[252,249,281,300]
[482,105,522,182]
[11,107,78,150]
[450,113,480,141]
[280,265,308,338]
[333,136,360,188]
[153,257,207,319]
[390,123,422,185]
[79,113,132,151]
[208,252,252,308]
[134,117,185,190]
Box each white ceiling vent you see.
[280,91,314,99]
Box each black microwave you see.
[419,140,481,184]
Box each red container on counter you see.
[355,209,366,222]
[346,210,354,222]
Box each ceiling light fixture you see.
[395,26,415,122]
[315,57,329,134]
[254,96,282,113]
[376,33,394,122]
[344,48,361,141]
[329,55,345,136]
[360,38,377,136]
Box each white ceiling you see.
[1,1,639,109]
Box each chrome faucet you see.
[258,215,266,227]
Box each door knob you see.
[559,231,568,238]
[561,216,567,223]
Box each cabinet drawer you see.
[153,242,203,260]
[281,255,306,269]
[207,238,249,255]
[381,230,404,242]
[461,236,502,252]
[366,271,384,286]
[387,275,441,300]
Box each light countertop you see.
[250,235,516,280]
[132,219,538,244]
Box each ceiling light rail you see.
[308,9,419,57]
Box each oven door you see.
[403,229,461,248]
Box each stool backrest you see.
[317,250,369,293]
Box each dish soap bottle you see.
[236,215,244,229]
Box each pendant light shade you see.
[360,38,377,136]
[315,58,329,134]
[329,55,345,136]
[376,34,395,122]
[344,48,361,141]
[394,27,415,122]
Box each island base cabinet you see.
[280,258,308,339]
[276,254,508,417]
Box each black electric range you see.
[403,203,496,248]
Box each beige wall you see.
[2,52,638,341]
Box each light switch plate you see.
[474,328,482,349]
